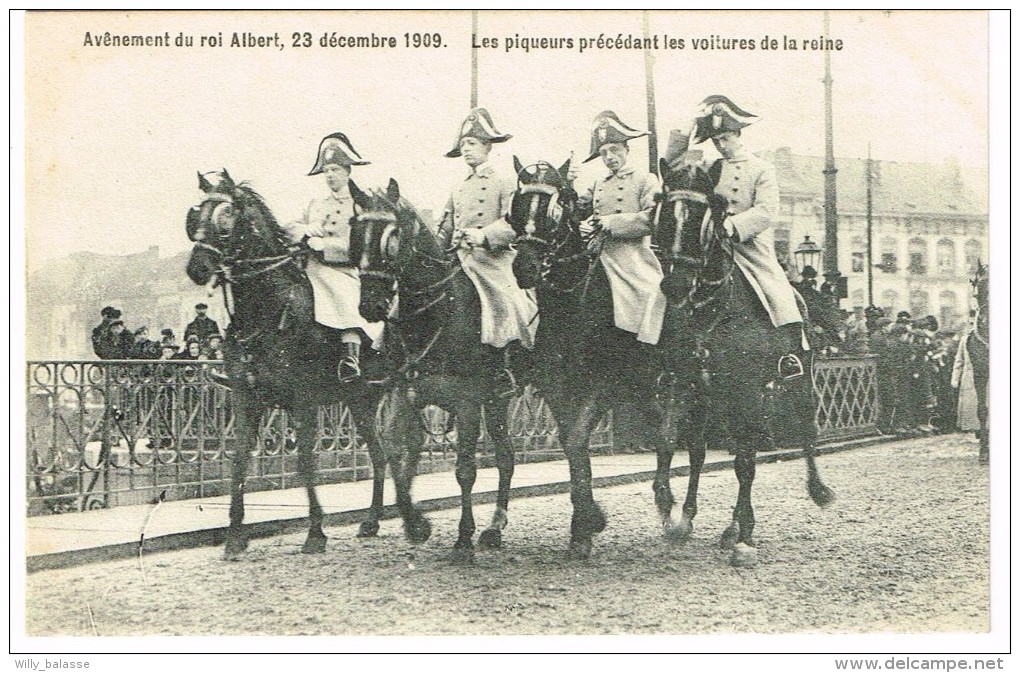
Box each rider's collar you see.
[468,161,494,178]
[604,165,635,180]
[723,150,751,163]
[329,186,352,201]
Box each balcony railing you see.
[26,356,877,515]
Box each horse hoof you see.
[719,523,739,550]
[449,546,475,566]
[357,520,380,538]
[223,537,248,561]
[729,542,758,568]
[478,528,502,549]
[567,538,593,561]
[809,479,836,508]
[301,534,328,554]
[404,515,432,544]
[664,517,693,544]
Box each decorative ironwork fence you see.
[26,355,875,516]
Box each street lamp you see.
[794,235,822,280]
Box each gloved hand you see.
[306,236,326,251]
[458,228,487,249]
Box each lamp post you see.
[794,235,822,290]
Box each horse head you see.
[507,156,577,290]
[349,178,435,324]
[185,169,289,287]
[655,157,733,304]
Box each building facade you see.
[763,148,988,331]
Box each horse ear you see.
[220,168,235,192]
[513,155,524,175]
[558,158,571,182]
[386,178,400,204]
[198,171,213,193]
[659,158,670,180]
[348,179,372,210]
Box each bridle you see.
[188,190,307,319]
[657,171,738,326]
[512,164,600,297]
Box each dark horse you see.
[651,157,834,567]
[507,157,672,559]
[967,262,990,464]
[185,170,429,559]
[351,179,518,563]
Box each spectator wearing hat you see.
[92,306,121,358]
[173,335,202,361]
[282,132,384,382]
[438,107,539,390]
[184,303,220,345]
[103,319,135,359]
[559,111,663,344]
[896,310,912,326]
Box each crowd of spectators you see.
[862,306,977,437]
[91,303,223,361]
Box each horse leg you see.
[784,363,836,506]
[451,400,482,564]
[225,392,258,560]
[291,406,327,554]
[974,368,989,464]
[563,395,608,560]
[478,397,513,550]
[354,393,388,539]
[727,448,759,567]
[374,387,432,543]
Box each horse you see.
[184,169,429,559]
[966,262,989,464]
[650,157,834,567]
[350,178,519,564]
[507,157,672,559]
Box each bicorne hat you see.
[445,108,512,158]
[584,111,648,163]
[693,95,760,144]
[309,133,370,175]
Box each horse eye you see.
[212,202,235,232]
[384,230,401,259]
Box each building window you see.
[881,289,898,318]
[910,290,929,318]
[936,239,956,276]
[879,237,897,273]
[851,289,865,311]
[907,238,927,275]
[939,290,957,332]
[964,239,983,276]
[850,236,865,273]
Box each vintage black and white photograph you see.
[12,8,1006,661]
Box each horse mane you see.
[231,181,294,250]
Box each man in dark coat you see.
[184,303,220,344]
[92,306,119,358]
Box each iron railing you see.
[26,355,875,515]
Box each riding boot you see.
[338,341,361,383]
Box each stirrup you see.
[338,356,361,383]
[778,353,805,380]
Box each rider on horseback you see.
[567,110,665,338]
[284,133,384,382]
[437,108,539,394]
[656,96,807,376]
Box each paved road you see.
[23,434,989,636]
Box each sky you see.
[22,10,990,271]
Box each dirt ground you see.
[23,434,990,637]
